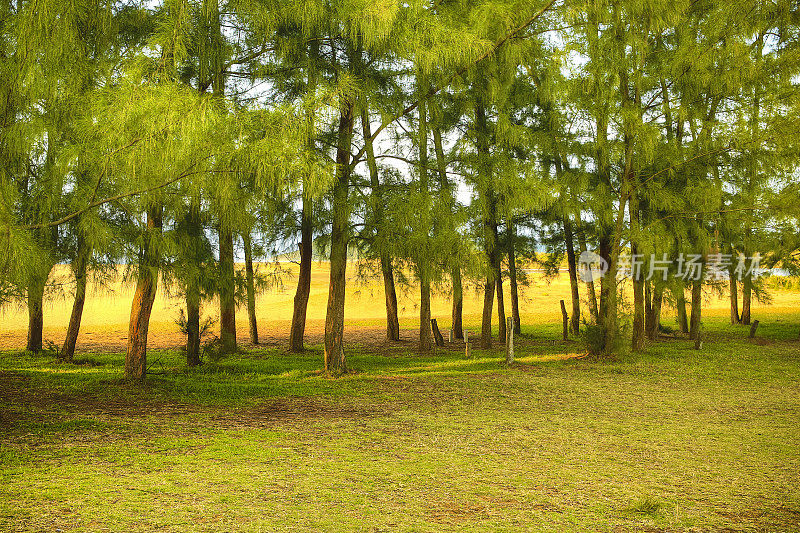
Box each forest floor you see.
[1,310,800,532]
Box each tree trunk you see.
[564,216,580,335]
[575,217,599,322]
[507,221,521,334]
[185,206,202,367]
[381,255,400,341]
[597,235,618,353]
[218,226,236,353]
[741,271,752,326]
[475,96,497,349]
[689,278,703,341]
[290,43,319,351]
[362,103,400,341]
[289,204,313,351]
[26,277,46,354]
[451,267,463,339]
[645,281,652,331]
[61,236,90,362]
[496,261,506,344]
[741,36,761,328]
[481,276,495,349]
[431,318,445,347]
[324,99,354,375]
[419,276,433,352]
[730,274,740,325]
[505,317,514,365]
[417,91,433,352]
[646,279,665,341]
[630,196,645,352]
[432,115,463,341]
[186,281,201,367]
[676,278,690,334]
[590,9,615,354]
[125,206,162,381]
[243,232,259,345]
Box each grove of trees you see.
[2,0,799,379]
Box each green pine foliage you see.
[1,0,800,368]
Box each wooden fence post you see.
[749,320,760,339]
[465,332,472,359]
[560,300,569,341]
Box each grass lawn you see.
[1,315,799,532]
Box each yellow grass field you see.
[2,262,799,352]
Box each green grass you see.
[1,316,799,532]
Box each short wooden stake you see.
[465,332,472,359]
[749,320,760,339]
[560,300,569,341]
[505,317,514,365]
[448,329,453,343]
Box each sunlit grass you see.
[2,310,800,531]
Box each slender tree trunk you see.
[590,7,615,352]
[218,227,236,353]
[417,91,433,352]
[61,236,90,362]
[186,281,201,367]
[381,255,400,341]
[475,95,497,349]
[564,216,580,335]
[185,206,202,367]
[615,29,645,354]
[741,270,752,326]
[451,267,463,339]
[481,276,496,349]
[630,195,645,352]
[290,42,318,351]
[689,277,703,341]
[645,281,653,331]
[198,0,236,355]
[597,235,617,353]
[646,279,665,341]
[741,35,762,328]
[243,232,259,345]
[689,246,705,341]
[507,221,521,335]
[362,104,400,341]
[420,277,433,352]
[575,217,599,322]
[125,206,162,381]
[730,274,740,325]
[289,202,314,352]
[433,121,462,340]
[324,99,354,375]
[676,279,690,334]
[496,261,506,344]
[26,277,46,354]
